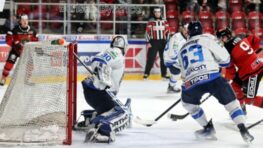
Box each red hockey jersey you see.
[6,25,38,47]
[224,35,263,80]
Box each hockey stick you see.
[134,98,181,127]
[168,93,212,121]
[247,119,263,130]
[73,52,94,75]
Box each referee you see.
[144,7,170,79]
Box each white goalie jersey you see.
[87,47,125,93]
[176,34,230,89]
[164,32,187,67]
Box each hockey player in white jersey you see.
[175,21,254,143]
[79,36,131,143]
[164,23,188,93]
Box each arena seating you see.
[248,11,263,30]
[215,10,230,30]
[231,11,246,30]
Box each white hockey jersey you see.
[84,47,125,93]
[176,34,230,90]
[164,32,187,67]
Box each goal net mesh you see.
[0,41,73,145]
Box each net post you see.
[64,42,75,145]
[73,42,78,124]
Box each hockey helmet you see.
[17,14,29,21]
[110,36,128,54]
[216,27,232,39]
[188,21,203,37]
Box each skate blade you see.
[243,137,254,145]
[195,133,218,141]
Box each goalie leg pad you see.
[89,105,130,140]
[82,82,115,114]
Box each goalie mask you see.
[110,36,128,55]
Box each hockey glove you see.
[13,41,24,55]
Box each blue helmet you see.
[188,21,203,37]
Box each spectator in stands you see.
[116,0,130,4]
[199,0,221,12]
[99,0,114,3]
[81,0,98,33]
[132,0,148,3]
[131,0,149,20]
[217,0,227,10]
[131,10,147,38]
[2,15,18,33]
[130,0,148,38]
[84,0,98,21]
[178,0,199,13]
[144,7,170,79]
[245,0,262,13]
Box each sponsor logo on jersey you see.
[247,75,257,98]
[185,74,209,88]
[186,64,206,76]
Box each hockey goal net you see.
[0,40,77,145]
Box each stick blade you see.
[134,116,156,127]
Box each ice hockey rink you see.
[1,79,262,148]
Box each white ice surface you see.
[0,80,262,148]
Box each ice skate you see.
[195,120,217,140]
[238,124,254,144]
[167,84,181,93]
[0,77,6,86]
[143,74,149,80]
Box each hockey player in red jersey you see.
[216,28,263,112]
[0,14,38,85]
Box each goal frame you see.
[64,42,78,145]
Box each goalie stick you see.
[134,98,181,127]
[168,93,212,121]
